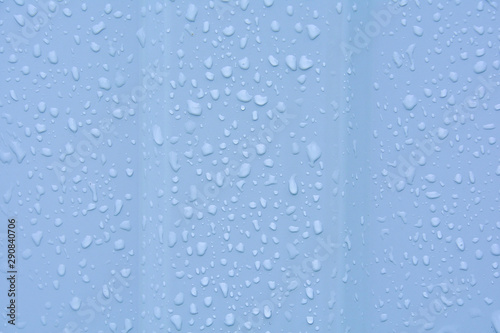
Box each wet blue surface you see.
[0,1,499,332]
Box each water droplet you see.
[254,95,268,106]
[306,24,321,39]
[491,244,500,256]
[70,297,81,311]
[92,21,106,34]
[223,25,235,36]
[299,56,313,70]
[48,51,58,64]
[413,25,424,36]
[403,94,417,110]
[221,66,232,78]
[430,217,441,227]
[268,55,279,67]
[237,90,253,102]
[32,231,43,246]
[286,55,297,70]
[224,313,235,326]
[437,127,449,139]
[238,57,250,69]
[185,4,198,22]
[456,237,465,251]
[425,191,441,199]
[313,220,323,234]
[196,242,208,256]
[187,100,202,116]
[474,61,487,74]
[492,310,500,332]
[114,239,125,250]
[98,77,111,90]
[306,141,322,163]
[136,27,146,47]
[238,163,251,178]
[170,315,182,331]
[57,264,66,276]
[289,175,298,195]
[152,125,164,145]
[82,236,93,249]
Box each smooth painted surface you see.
[0,1,499,332]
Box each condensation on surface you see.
[0,1,499,332]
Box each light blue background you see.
[0,1,499,332]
